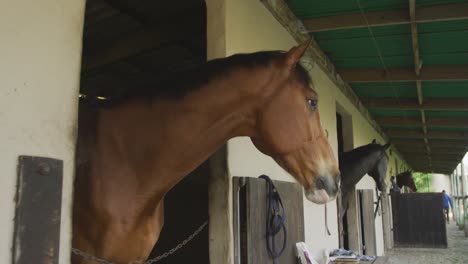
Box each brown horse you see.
[72,42,340,263]
[396,170,417,192]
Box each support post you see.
[456,165,463,228]
[453,168,459,225]
[451,173,457,223]
[461,160,468,236]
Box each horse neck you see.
[91,67,271,201]
[340,149,380,189]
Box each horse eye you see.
[306,99,318,111]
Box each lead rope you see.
[259,175,287,264]
[71,220,208,264]
[374,190,382,219]
[324,204,331,235]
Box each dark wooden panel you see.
[236,177,304,264]
[12,156,63,264]
[391,193,447,248]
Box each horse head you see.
[251,41,340,204]
[367,140,390,192]
[397,170,417,192]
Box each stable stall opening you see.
[336,103,358,251]
[150,162,209,263]
[78,0,208,262]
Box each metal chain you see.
[72,221,208,264]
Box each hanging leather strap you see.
[259,175,287,264]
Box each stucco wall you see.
[432,174,452,194]
[207,0,409,260]
[0,0,85,263]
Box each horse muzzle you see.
[305,174,340,204]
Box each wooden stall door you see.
[391,193,447,248]
[234,177,304,264]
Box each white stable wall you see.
[432,174,452,194]
[0,0,86,263]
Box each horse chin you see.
[305,188,334,204]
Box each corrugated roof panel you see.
[418,19,468,33]
[314,25,413,69]
[288,0,467,19]
[313,24,411,40]
[423,81,468,97]
[429,127,468,131]
[421,53,468,65]
[333,56,414,69]
[287,0,468,173]
[352,82,417,98]
[381,125,422,129]
[425,111,468,117]
[369,109,420,117]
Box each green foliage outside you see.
[413,172,433,192]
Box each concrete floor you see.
[384,222,468,264]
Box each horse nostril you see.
[316,176,339,197]
[316,177,325,190]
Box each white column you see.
[0,1,86,263]
[459,163,466,226]
[456,165,463,225]
[451,173,457,222]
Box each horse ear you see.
[286,40,310,67]
[372,139,376,144]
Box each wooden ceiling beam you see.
[414,168,452,173]
[408,0,430,156]
[410,159,460,164]
[393,137,468,146]
[302,3,468,32]
[408,156,463,162]
[398,147,465,155]
[393,141,468,149]
[398,152,466,160]
[386,130,468,140]
[411,162,459,168]
[339,65,468,82]
[399,151,463,158]
[362,98,468,111]
[376,116,468,128]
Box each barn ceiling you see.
[80,0,206,98]
[286,0,468,174]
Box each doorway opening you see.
[336,103,357,251]
[78,0,208,262]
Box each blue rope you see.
[259,175,287,264]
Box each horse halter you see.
[259,175,287,264]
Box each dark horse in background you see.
[72,42,341,264]
[396,170,417,192]
[339,139,390,218]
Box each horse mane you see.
[339,143,388,164]
[81,50,311,106]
